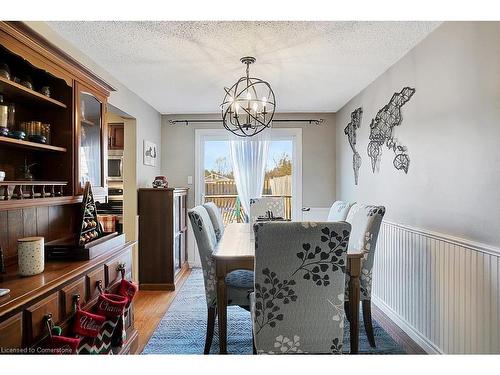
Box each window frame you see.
[194,128,303,221]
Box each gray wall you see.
[336,21,500,246]
[161,112,337,209]
[26,22,162,188]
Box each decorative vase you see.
[17,236,44,276]
[152,175,168,188]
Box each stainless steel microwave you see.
[108,150,123,181]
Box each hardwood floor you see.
[133,268,425,354]
[134,269,191,353]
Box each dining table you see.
[214,222,364,354]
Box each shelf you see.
[0,136,67,152]
[0,180,67,186]
[0,76,67,109]
[0,195,82,211]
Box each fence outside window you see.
[204,177,292,224]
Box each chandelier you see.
[221,56,276,137]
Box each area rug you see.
[143,269,405,354]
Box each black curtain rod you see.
[168,118,324,126]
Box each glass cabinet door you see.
[76,82,107,196]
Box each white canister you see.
[17,237,45,276]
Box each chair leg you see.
[204,306,217,354]
[362,300,376,348]
[344,301,351,323]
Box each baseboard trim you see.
[139,283,175,291]
[372,295,443,354]
[174,262,190,284]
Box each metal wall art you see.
[344,107,363,185]
[367,87,415,174]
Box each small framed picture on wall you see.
[143,140,157,167]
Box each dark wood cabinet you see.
[0,22,112,204]
[0,239,138,353]
[0,21,113,267]
[0,23,139,355]
[108,123,124,150]
[138,188,189,290]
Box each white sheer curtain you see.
[229,133,270,222]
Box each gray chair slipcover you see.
[344,204,385,301]
[188,206,253,308]
[343,203,385,348]
[327,200,354,222]
[203,201,225,242]
[251,221,351,354]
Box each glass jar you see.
[7,103,15,129]
[31,121,42,136]
[41,123,51,144]
[0,95,7,128]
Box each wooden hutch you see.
[138,188,189,290]
[0,22,138,353]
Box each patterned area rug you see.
[143,269,405,354]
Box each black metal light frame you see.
[220,57,276,137]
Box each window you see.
[195,129,302,223]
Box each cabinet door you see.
[108,123,124,150]
[75,82,107,197]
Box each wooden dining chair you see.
[344,203,385,348]
[249,197,285,222]
[188,206,254,354]
[203,202,225,241]
[327,200,354,221]
[251,221,351,354]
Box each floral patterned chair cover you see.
[203,202,225,242]
[251,221,351,354]
[344,203,385,347]
[188,206,253,353]
[249,197,285,222]
[327,200,354,221]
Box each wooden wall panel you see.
[0,204,78,265]
[36,206,49,238]
[7,210,23,261]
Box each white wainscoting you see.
[373,220,500,354]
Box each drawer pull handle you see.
[44,313,53,337]
[117,263,126,279]
[96,280,104,294]
[72,294,81,312]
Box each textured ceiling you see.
[46,21,440,114]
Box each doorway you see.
[103,105,138,281]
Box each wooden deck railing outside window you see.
[204,194,292,224]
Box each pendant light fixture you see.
[221,56,276,137]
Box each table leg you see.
[348,258,361,354]
[216,271,228,354]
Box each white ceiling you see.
[46,21,440,114]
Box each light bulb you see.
[262,96,267,108]
[252,102,258,113]
[246,92,252,101]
